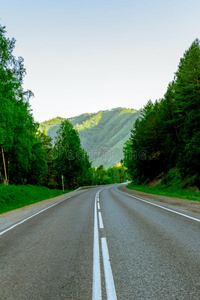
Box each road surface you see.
[0,184,200,299]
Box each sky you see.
[1,0,200,122]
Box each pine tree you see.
[174,39,200,140]
[174,39,200,175]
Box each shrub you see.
[102,175,113,185]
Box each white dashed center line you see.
[92,189,117,299]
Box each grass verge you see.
[0,184,70,214]
[127,183,200,202]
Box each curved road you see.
[0,184,200,299]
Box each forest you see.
[123,39,200,190]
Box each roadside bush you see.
[160,168,182,188]
[102,175,113,185]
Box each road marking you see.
[116,188,200,223]
[97,202,100,210]
[92,193,101,300]
[93,188,117,299]
[101,237,117,300]
[98,211,104,229]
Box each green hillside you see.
[39,107,140,168]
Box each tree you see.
[38,130,57,188]
[173,39,200,175]
[54,120,91,189]
[174,39,200,137]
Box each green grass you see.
[127,183,200,202]
[0,184,70,214]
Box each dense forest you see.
[0,24,127,190]
[123,39,200,189]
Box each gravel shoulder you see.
[118,184,200,219]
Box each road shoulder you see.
[117,184,200,218]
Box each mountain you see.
[39,107,140,168]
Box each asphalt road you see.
[0,184,200,299]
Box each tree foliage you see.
[90,163,128,185]
[0,24,47,185]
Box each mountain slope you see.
[39,107,140,168]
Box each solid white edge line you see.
[101,237,117,300]
[98,211,104,229]
[116,187,200,223]
[92,194,101,300]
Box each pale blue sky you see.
[1,0,200,122]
